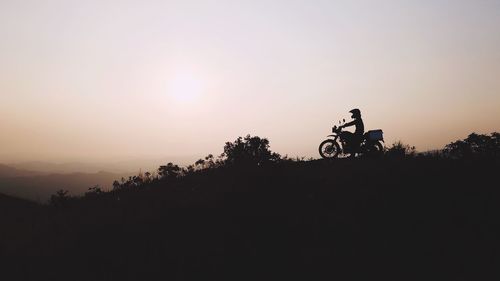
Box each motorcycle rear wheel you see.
[319,140,341,159]
[365,141,384,158]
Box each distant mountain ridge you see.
[8,157,198,175]
[0,164,42,178]
[0,170,131,202]
[7,161,127,174]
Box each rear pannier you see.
[367,130,384,141]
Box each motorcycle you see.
[319,120,385,159]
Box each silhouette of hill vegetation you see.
[444,132,500,159]
[0,133,499,280]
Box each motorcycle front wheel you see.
[319,140,341,159]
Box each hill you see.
[0,157,498,280]
[0,193,40,256]
[0,192,39,211]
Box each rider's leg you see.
[343,132,354,152]
[345,133,357,158]
[350,134,362,159]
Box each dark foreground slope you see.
[1,158,499,280]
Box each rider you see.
[339,109,365,153]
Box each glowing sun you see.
[167,72,203,103]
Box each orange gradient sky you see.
[1,0,499,164]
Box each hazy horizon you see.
[2,0,499,164]
[2,156,198,174]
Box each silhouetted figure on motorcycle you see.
[339,109,364,155]
[319,109,384,159]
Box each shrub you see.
[385,141,416,158]
[85,185,103,198]
[222,135,281,166]
[50,189,71,207]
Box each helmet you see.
[349,109,361,119]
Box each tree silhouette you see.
[445,132,499,159]
[112,180,121,190]
[144,172,152,183]
[158,163,181,179]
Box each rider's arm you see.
[341,120,356,128]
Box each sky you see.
[1,0,499,165]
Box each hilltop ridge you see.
[1,133,498,280]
